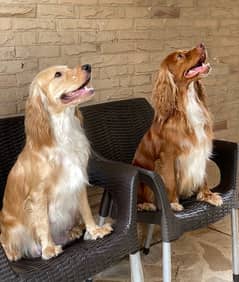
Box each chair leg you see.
[130,251,144,282]
[98,191,112,226]
[162,241,171,282]
[98,216,106,226]
[143,224,155,255]
[231,208,239,281]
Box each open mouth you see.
[184,53,210,79]
[60,77,94,104]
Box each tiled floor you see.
[95,216,234,282]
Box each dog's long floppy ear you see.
[25,81,54,148]
[152,66,178,120]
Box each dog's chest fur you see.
[177,82,212,197]
[47,109,90,244]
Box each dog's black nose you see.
[81,64,91,73]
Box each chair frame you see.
[80,98,239,282]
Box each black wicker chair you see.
[81,98,239,282]
[0,116,144,282]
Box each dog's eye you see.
[54,72,62,78]
[177,54,184,59]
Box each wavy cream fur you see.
[0,65,112,261]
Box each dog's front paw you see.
[84,223,113,240]
[197,191,223,206]
[42,244,63,260]
[2,246,22,261]
[170,202,184,212]
[137,202,157,211]
[68,225,84,241]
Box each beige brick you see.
[0,75,16,88]
[163,39,198,50]
[14,31,37,45]
[0,0,57,3]
[93,78,119,90]
[0,18,11,30]
[102,54,128,67]
[40,56,87,70]
[38,31,78,44]
[16,46,60,58]
[38,4,74,18]
[209,46,238,58]
[98,87,134,102]
[0,59,38,74]
[61,44,97,56]
[118,31,150,40]
[16,70,35,86]
[0,4,35,17]
[78,7,124,19]
[208,37,239,47]
[194,19,219,29]
[149,30,178,40]
[57,19,98,30]
[219,19,239,27]
[125,7,151,18]
[136,0,154,5]
[137,40,164,52]
[0,47,15,60]
[100,65,134,79]
[160,0,194,7]
[0,31,14,45]
[120,74,150,87]
[16,85,30,101]
[133,84,152,95]
[135,63,159,74]
[151,7,180,18]
[128,52,150,65]
[0,103,17,116]
[98,19,133,31]
[0,88,16,102]
[101,42,135,53]
[135,19,168,30]
[180,7,210,18]
[149,51,170,64]
[12,19,55,30]
[99,0,133,5]
[59,0,97,4]
[80,31,116,43]
[220,56,239,66]
[197,0,236,7]
[17,100,26,114]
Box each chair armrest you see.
[87,152,139,230]
[135,167,175,217]
[211,139,239,193]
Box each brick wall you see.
[0,0,238,142]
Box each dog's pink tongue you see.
[185,64,208,78]
[69,86,94,97]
